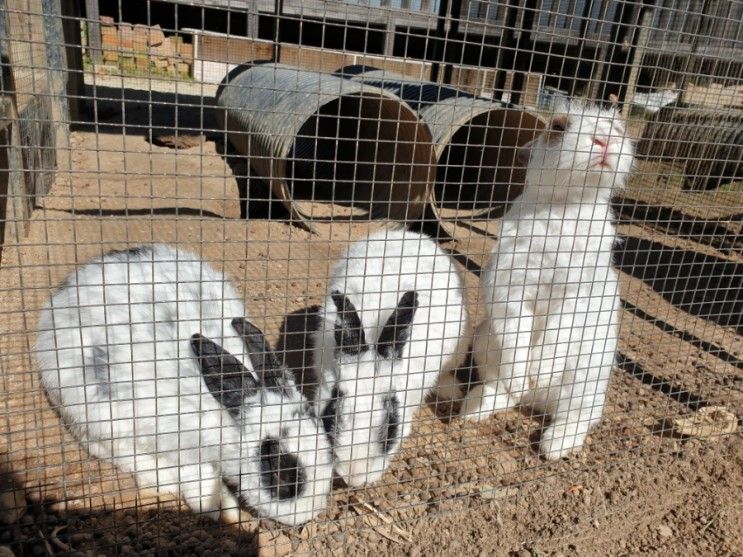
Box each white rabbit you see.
[313,228,469,487]
[35,244,333,526]
[459,102,635,459]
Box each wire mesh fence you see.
[0,0,742,555]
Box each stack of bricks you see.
[98,16,194,78]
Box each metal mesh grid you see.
[0,0,742,555]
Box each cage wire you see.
[0,0,742,555]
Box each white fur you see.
[35,244,333,525]
[313,228,469,486]
[460,103,634,459]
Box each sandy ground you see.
[0,83,742,556]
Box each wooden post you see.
[623,7,654,117]
[84,0,101,64]
[599,1,641,102]
[509,0,537,106]
[61,0,84,122]
[247,1,258,39]
[383,11,395,57]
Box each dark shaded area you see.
[72,83,289,221]
[0,461,257,556]
[72,84,218,137]
[614,197,743,256]
[615,353,709,411]
[614,235,743,334]
[55,207,228,219]
[621,300,743,372]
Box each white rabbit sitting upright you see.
[313,228,469,487]
[35,244,333,526]
[459,102,635,459]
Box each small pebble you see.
[658,524,673,538]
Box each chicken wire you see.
[0,0,742,555]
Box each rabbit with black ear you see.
[35,244,333,526]
[313,228,469,487]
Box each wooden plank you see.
[622,8,654,118]
[84,0,102,64]
[60,0,84,122]
[159,0,439,28]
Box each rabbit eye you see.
[259,438,306,500]
[551,118,568,132]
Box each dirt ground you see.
[0,75,742,556]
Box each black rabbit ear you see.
[377,290,418,360]
[191,333,258,417]
[231,318,287,392]
[231,318,281,371]
[331,291,369,355]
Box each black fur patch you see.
[380,395,401,453]
[190,333,257,417]
[377,291,418,359]
[331,292,369,355]
[106,245,152,259]
[231,317,287,393]
[320,385,344,447]
[85,346,112,398]
[259,438,306,500]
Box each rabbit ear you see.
[231,317,287,391]
[377,290,418,359]
[516,139,535,166]
[231,318,281,370]
[191,333,258,417]
[331,291,369,355]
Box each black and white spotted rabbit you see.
[35,244,333,526]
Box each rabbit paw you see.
[459,384,515,421]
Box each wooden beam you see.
[84,0,102,64]
[623,7,654,117]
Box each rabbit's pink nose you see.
[593,137,608,149]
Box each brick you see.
[120,56,136,73]
[135,54,150,70]
[118,23,133,51]
[133,24,150,52]
[149,24,166,47]
[153,57,169,69]
[178,41,194,60]
[176,62,190,76]
[101,26,118,48]
[99,15,114,27]
[102,50,119,63]
[152,37,177,58]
